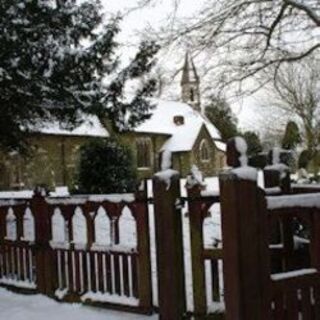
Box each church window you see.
[9,154,23,189]
[200,139,210,162]
[190,88,194,102]
[219,155,225,168]
[136,138,152,168]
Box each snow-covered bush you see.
[76,139,136,194]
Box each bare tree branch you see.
[144,0,320,95]
[284,0,320,26]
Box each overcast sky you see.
[99,0,259,131]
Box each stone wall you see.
[0,134,98,190]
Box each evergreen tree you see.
[0,1,159,152]
[241,131,264,168]
[204,96,238,142]
[242,131,263,157]
[298,150,313,169]
[76,138,136,194]
[282,121,302,150]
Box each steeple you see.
[181,53,201,112]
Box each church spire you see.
[181,53,201,112]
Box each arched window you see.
[190,88,194,102]
[136,138,151,168]
[219,155,225,169]
[200,139,210,162]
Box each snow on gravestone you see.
[119,206,137,249]
[229,136,258,181]
[72,207,87,248]
[6,208,17,241]
[265,147,289,179]
[23,207,35,242]
[234,136,248,167]
[51,208,68,243]
[94,206,111,246]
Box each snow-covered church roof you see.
[27,99,225,152]
[29,115,110,138]
[133,99,226,152]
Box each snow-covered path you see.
[0,288,157,320]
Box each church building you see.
[0,54,226,190]
[117,53,226,179]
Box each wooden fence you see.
[0,188,152,314]
[2,140,320,319]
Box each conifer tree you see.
[242,131,263,157]
[0,0,159,152]
[282,121,302,150]
[204,96,238,142]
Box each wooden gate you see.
[220,164,320,320]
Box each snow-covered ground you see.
[0,287,157,320]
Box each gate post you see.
[31,188,53,295]
[219,173,271,320]
[153,172,186,320]
[220,138,271,320]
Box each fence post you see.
[220,138,271,320]
[131,180,153,313]
[187,184,207,319]
[219,173,271,320]
[31,188,53,295]
[153,173,186,320]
